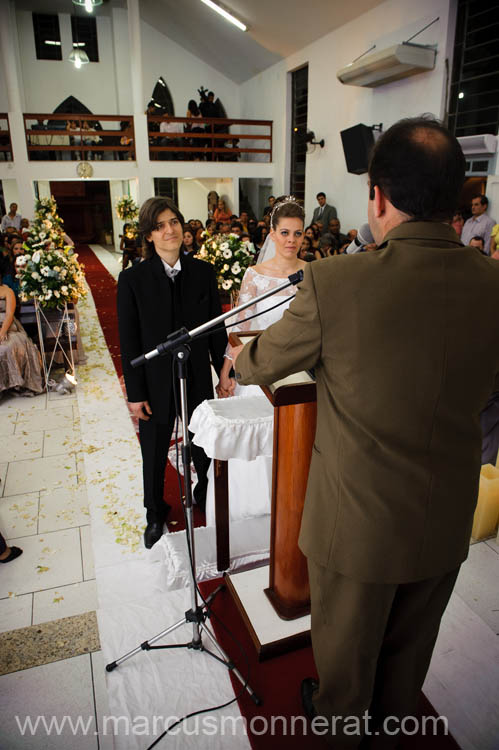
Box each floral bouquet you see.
[17,245,87,310]
[124,220,139,240]
[116,196,139,222]
[196,232,253,292]
[27,197,67,249]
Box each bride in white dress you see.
[204,196,306,525]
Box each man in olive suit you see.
[234,117,499,747]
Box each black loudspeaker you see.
[340,124,375,175]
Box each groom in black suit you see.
[117,197,227,548]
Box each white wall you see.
[17,11,119,114]
[240,0,454,229]
[15,9,240,120]
[177,178,235,224]
[140,20,240,119]
[2,179,20,211]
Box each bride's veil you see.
[256,233,276,264]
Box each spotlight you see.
[55,371,78,395]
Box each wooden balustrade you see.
[23,113,135,161]
[19,113,273,163]
[0,113,13,161]
[148,115,272,162]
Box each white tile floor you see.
[0,301,106,747]
[1,245,498,750]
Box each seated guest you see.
[319,233,335,257]
[298,236,315,262]
[469,235,486,255]
[239,211,249,233]
[305,225,320,252]
[20,218,30,241]
[346,229,358,242]
[195,227,205,246]
[231,222,242,237]
[183,228,198,254]
[240,231,256,259]
[159,116,184,160]
[328,218,348,250]
[205,218,216,235]
[451,211,464,238]
[461,194,496,254]
[2,236,24,297]
[120,224,141,270]
[186,100,205,159]
[490,223,499,256]
[220,221,231,234]
[253,225,268,255]
[0,530,22,563]
[213,199,231,223]
[263,196,276,216]
[0,256,43,397]
[1,203,22,233]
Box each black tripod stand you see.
[105,343,261,706]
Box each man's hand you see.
[128,400,152,420]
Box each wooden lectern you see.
[261,373,316,619]
[216,332,317,629]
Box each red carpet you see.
[80,244,460,750]
[76,244,204,530]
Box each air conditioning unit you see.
[337,43,436,88]
[457,134,498,157]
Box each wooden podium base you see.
[225,565,311,661]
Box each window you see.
[448,0,499,138]
[290,65,308,203]
[32,13,62,61]
[154,178,178,206]
[71,16,99,63]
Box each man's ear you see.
[373,185,386,219]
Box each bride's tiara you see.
[270,195,305,228]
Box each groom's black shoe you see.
[301,677,319,721]
[144,521,164,549]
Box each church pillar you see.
[0,1,35,218]
[127,0,151,203]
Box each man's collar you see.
[379,221,463,248]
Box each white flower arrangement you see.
[195,232,253,292]
[116,196,139,222]
[18,244,87,310]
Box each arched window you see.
[150,77,175,116]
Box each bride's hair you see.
[270,195,305,229]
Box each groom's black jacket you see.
[117,251,227,423]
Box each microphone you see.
[345,223,374,254]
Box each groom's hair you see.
[139,197,185,259]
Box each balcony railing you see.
[148,116,272,162]
[19,114,273,163]
[0,114,13,161]
[23,114,135,161]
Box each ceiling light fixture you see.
[68,47,90,69]
[199,0,247,31]
[72,0,103,12]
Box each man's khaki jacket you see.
[236,222,499,583]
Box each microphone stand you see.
[106,270,304,725]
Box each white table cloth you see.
[189,394,273,460]
[189,395,274,526]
